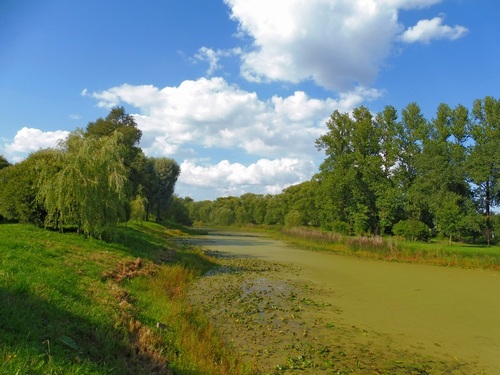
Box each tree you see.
[164,195,193,226]
[85,106,143,197]
[130,188,148,223]
[0,155,10,170]
[145,157,180,222]
[316,106,384,234]
[316,109,356,229]
[0,149,61,225]
[466,96,500,244]
[411,103,472,242]
[37,130,129,238]
[282,180,319,226]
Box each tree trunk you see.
[485,180,491,246]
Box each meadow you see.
[0,222,251,375]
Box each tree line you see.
[186,96,500,244]
[0,107,182,238]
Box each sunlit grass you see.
[0,221,252,374]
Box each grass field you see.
[0,222,251,375]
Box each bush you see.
[393,218,430,241]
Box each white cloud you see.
[87,77,381,161]
[222,0,466,91]
[178,158,316,197]
[86,77,382,199]
[383,0,442,9]
[193,47,242,75]
[4,127,69,161]
[400,16,469,44]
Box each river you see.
[194,231,500,373]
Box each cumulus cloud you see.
[399,16,469,44]
[86,77,382,198]
[4,127,69,159]
[5,127,69,153]
[178,158,316,197]
[87,77,381,160]
[222,0,467,91]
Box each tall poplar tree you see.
[466,96,500,244]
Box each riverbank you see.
[0,222,250,374]
[250,226,500,271]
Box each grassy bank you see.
[264,226,500,270]
[0,221,250,375]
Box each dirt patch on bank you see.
[188,249,484,374]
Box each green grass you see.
[0,221,251,375]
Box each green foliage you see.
[130,193,148,222]
[0,106,190,236]
[284,210,303,228]
[0,154,10,170]
[466,96,500,244]
[331,220,350,235]
[164,195,193,226]
[211,207,235,226]
[393,219,430,242]
[0,149,60,225]
[37,130,129,238]
[141,157,181,222]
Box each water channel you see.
[195,231,500,373]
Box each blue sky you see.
[1,0,498,200]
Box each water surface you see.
[197,231,500,372]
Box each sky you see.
[1,0,498,201]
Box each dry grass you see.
[127,264,252,375]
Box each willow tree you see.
[38,130,129,238]
[85,106,143,197]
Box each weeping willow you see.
[37,130,129,238]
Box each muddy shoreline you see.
[187,232,494,374]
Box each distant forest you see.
[1,97,499,244]
[186,96,500,244]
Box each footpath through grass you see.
[0,221,251,375]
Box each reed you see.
[277,226,500,270]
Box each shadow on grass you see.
[0,287,170,374]
[108,222,219,274]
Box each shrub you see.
[393,218,430,241]
[332,220,350,235]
